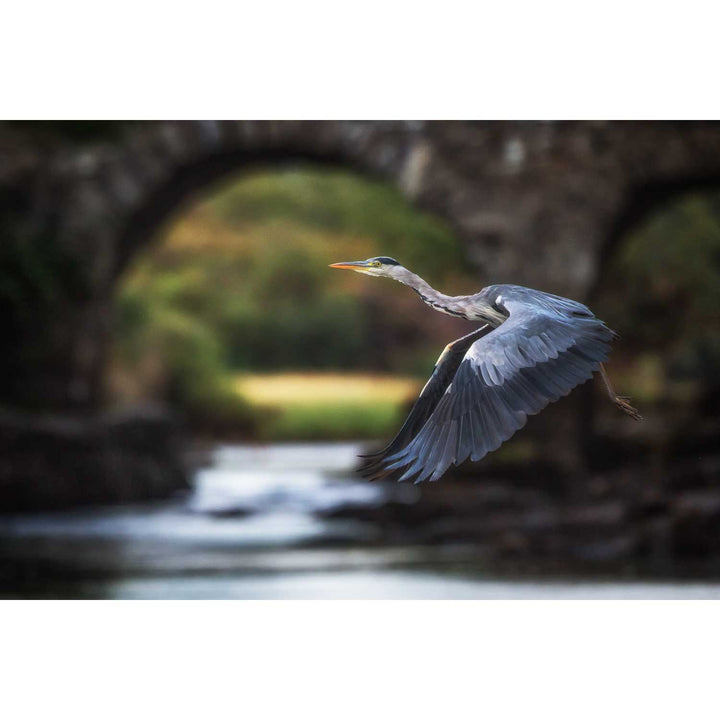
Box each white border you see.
[2,3,718,716]
[1,601,717,719]
[3,2,719,119]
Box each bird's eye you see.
[372,261,382,267]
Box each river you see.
[1,442,719,599]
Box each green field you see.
[234,373,421,440]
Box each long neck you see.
[393,267,470,320]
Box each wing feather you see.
[363,291,615,483]
[359,325,492,478]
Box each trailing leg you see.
[599,363,642,421]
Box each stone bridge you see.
[2,120,720,511]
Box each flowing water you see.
[1,442,720,599]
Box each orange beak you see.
[328,261,372,272]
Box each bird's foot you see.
[614,395,642,421]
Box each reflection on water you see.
[102,573,720,600]
[193,443,387,513]
[2,442,720,599]
[1,443,389,548]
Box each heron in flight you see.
[329,256,641,483]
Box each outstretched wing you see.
[362,293,615,483]
[360,325,492,479]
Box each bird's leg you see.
[599,363,642,421]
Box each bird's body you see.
[329,257,640,483]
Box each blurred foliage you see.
[204,169,465,273]
[112,269,254,432]
[111,167,472,431]
[597,191,720,405]
[0,184,90,316]
[233,373,420,440]
[113,166,720,436]
[264,401,405,441]
[0,235,88,314]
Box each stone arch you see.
[6,122,430,411]
[106,146,472,412]
[589,173,720,303]
[5,120,720,415]
[5,121,720,508]
[107,122,429,281]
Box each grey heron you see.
[329,256,641,483]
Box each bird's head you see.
[329,256,404,279]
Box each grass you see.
[233,372,421,441]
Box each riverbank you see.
[0,406,190,512]
[3,441,720,598]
